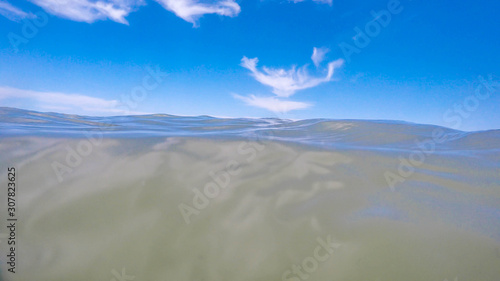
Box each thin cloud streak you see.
[0,1,33,21]
[290,0,333,5]
[30,0,144,24]
[0,86,147,115]
[233,94,312,113]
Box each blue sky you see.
[0,0,498,131]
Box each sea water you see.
[0,107,499,281]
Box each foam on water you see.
[0,107,499,281]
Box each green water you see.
[0,136,499,280]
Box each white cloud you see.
[241,54,343,98]
[155,0,240,26]
[23,0,329,25]
[311,47,329,67]
[0,1,33,21]
[314,0,332,4]
[237,48,344,113]
[233,94,311,113]
[29,0,144,24]
[0,86,147,115]
[29,0,239,25]
[290,0,333,5]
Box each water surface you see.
[0,107,499,281]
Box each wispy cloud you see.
[28,0,239,25]
[314,0,332,4]
[236,48,343,113]
[233,94,312,113]
[0,86,147,115]
[155,0,240,26]
[30,0,144,24]
[0,1,33,21]
[23,0,330,26]
[290,0,333,5]
[311,47,329,67]
[241,52,343,98]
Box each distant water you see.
[0,107,499,281]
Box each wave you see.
[0,107,499,281]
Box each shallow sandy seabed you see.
[0,135,499,281]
